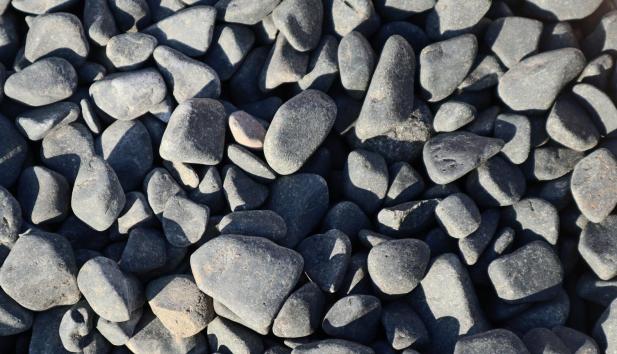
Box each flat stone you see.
[494,113,532,164]
[337,31,375,100]
[297,230,352,293]
[272,0,322,52]
[376,199,439,236]
[503,198,559,245]
[466,156,526,207]
[159,98,226,165]
[423,131,504,184]
[162,195,209,247]
[425,0,491,39]
[18,166,70,225]
[571,149,617,223]
[579,215,617,281]
[106,32,157,71]
[436,193,481,239]
[322,295,382,344]
[272,282,326,338]
[484,16,542,68]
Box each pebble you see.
[584,11,617,59]
[524,146,583,181]
[458,54,505,92]
[272,282,326,338]
[58,300,96,352]
[77,256,144,322]
[337,31,375,100]
[342,149,388,213]
[71,156,126,231]
[454,328,529,354]
[385,162,425,206]
[83,0,118,46]
[4,57,78,107]
[191,235,303,331]
[264,90,336,175]
[593,299,617,354]
[578,54,614,89]
[162,194,209,247]
[489,240,564,303]
[80,98,102,134]
[143,167,185,217]
[381,301,428,350]
[272,0,323,52]
[297,35,339,92]
[571,148,617,223]
[458,208,500,266]
[354,35,416,139]
[494,113,532,165]
[205,316,263,353]
[120,227,167,274]
[367,238,430,295]
[15,102,79,143]
[423,131,504,184]
[524,0,604,21]
[25,12,89,65]
[579,215,617,280]
[217,210,287,243]
[228,111,266,150]
[146,274,215,338]
[106,32,157,71]
[215,0,280,25]
[159,98,226,165]
[425,0,491,39]
[546,94,599,152]
[433,101,476,133]
[28,307,77,353]
[41,123,95,183]
[222,165,269,211]
[204,24,255,81]
[0,187,21,244]
[322,295,382,344]
[497,48,586,112]
[292,339,374,354]
[572,83,617,137]
[11,0,77,14]
[259,33,308,91]
[108,0,150,32]
[503,198,559,246]
[435,193,481,239]
[190,166,224,213]
[484,16,543,69]
[297,230,351,293]
[466,156,527,207]
[154,45,220,103]
[322,201,371,241]
[0,230,80,311]
[377,199,439,236]
[324,0,380,37]
[18,166,70,225]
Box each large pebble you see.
[159,98,226,165]
[264,90,336,175]
[25,13,89,65]
[433,101,476,133]
[0,114,27,188]
[259,34,308,91]
[571,149,617,223]
[342,149,388,213]
[524,146,583,181]
[436,193,481,239]
[191,235,303,331]
[162,195,208,247]
[572,83,617,137]
[18,166,70,225]
[546,94,599,152]
[77,256,144,322]
[215,0,280,25]
[423,131,504,184]
[120,227,167,274]
[83,0,118,46]
[4,57,77,106]
[579,215,617,281]
[503,198,559,245]
[71,156,126,231]
[127,311,208,354]
[222,165,269,211]
[272,282,325,338]
[15,101,79,141]
[297,230,351,293]
[323,0,380,37]
[143,167,185,217]
[322,295,382,344]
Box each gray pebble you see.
[433,101,476,133]
[59,300,97,352]
[204,24,255,80]
[337,31,375,100]
[84,0,118,46]
[458,54,504,92]
[116,191,154,235]
[292,339,374,354]
[229,46,269,103]
[297,35,338,92]
[579,215,617,280]
[0,187,21,244]
[5,57,77,106]
[272,282,325,338]
[223,165,269,211]
[584,11,617,58]
[572,83,617,137]
[154,45,220,103]
[0,287,32,336]
[298,230,351,293]
[546,94,599,152]
[146,274,214,337]
[381,301,428,350]
[454,328,529,354]
[322,201,371,241]
[423,131,504,184]
[553,326,600,354]
[376,199,439,236]
[498,48,586,112]
[0,231,80,311]
[470,226,515,284]
[71,156,125,231]
[358,229,392,248]
[484,16,542,68]
[18,166,70,225]
[108,0,150,32]
[80,98,102,134]
[120,227,167,274]
[367,238,430,295]
[343,149,388,214]
[28,306,77,354]
[106,33,157,71]
[593,299,617,354]
[206,316,263,354]
[89,68,166,120]
[272,0,322,52]
[162,195,208,247]
[323,0,380,37]
[78,256,144,322]
[15,102,78,142]
[571,149,617,223]
[503,198,559,245]
[40,123,94,183]
[143,167,185,217]
[264,90,336,175]
[385,162,424,206]
[494,113,532,165]
[96,308,142,346]
[458,208,500,266]
[215,0,280,25]
[159,98,226,165]
[524,0,603,21]
[25,13,89,65]
[355,35,416,140]
[147,0,185,21]
[96,120,153,191]
[217,210,286,243]
[524,146,583,181]
[489,240,563,303]
[189,166,225,213]
[466,156,526,207]
[436,193,481,238]
[323,295,381,344]
[227,144,276,183]
[191,235,303,331]
[409,253,489,353]
[425,0,491,39]
[338,252,372,296]
[259,33,308,91]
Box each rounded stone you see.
[322,295,382,344]
[297,230,352,293]
[106,32,157,71]
[272,282,326,338]
[571,148,617,223]
[228,111,266,150]
[343,149,389,214]
[217,210,287,244]
[337,31,375,99]
[15,101,80,141]
[162,194,209,247]
[25,12,89,65]
[40,123,95,183]
[0,187,21,244]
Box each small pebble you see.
[579,215,617,280]
[204,24,255,81]
[120,227,167,274]
[228,111,266,150]
[425,0,491,39]
[272,282,326,338]
[435,193,481,239]
[484,16,542,68]
[162,194,209,247]
[377,199,439,236]
[454,328,529,354]
[342,149,389,214]
[433,101,476,133]
[18,166,70,225]
[106,32,157,71]
[222,165,269,211]
[272,0,323,52]
[571,148,617,223]
[337,31,375,100]
[466,156,527,207]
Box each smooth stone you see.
[272,0,322,52]
[264,90,336,175]
[222,165,269,211]
[297,230,352,293]
[142,167,185,217]
[484,16,542,68]
[466,156,526,207]
[227,144,275,183]
[191,235,303,331]
[272,282,326,338]
[355,35,415,139]
[206,316,263,354]
[204,24,255,81]
[337,31,375,100]
[572,83,617,137]
[423,131,504,184]
[162,161,200,190]
[498,48,586,112]
[524,0,603,21]
[381,301,428,350]
[494,113,532,165]
[0,231,79,311]
[162,195,208,247]
[84,0,118,46]
[189,166,224,213]
[546,94,598,152]
[0,187,21,244]
[342,149,389,214]
[78,257,143,322]
[579,215,617,280]
[25,13,88,66]
[425,0,491,39]
[5,57,77,106]
[297,35,339,92]
[120,227,167,274]
[578,54,614,89]
[228,111,266,150]
[58,300,98,352]
[324,0,380,37]
[40,123,94,183]
[71,156,125,231]
[454,329,529,354]
[106,33,157,71]
[116,192,155,235]
[159,98,226,165]
[433,101,476,133]
[367,238,430,295]
[217,210,286,243]
[489,240,563,303]
[435,193,481,239]
[259,34,308,91]
[80,98,102,134]
[322,295,382,344]
[376,199,439,236]
[16,102,79,142]
[503,198,559,245]
[154,45,220,103]
[0,288,32,336]
[127,311,208,354]
[458,54,505,92]
[524,146,583,181]
[584,11,617,58]
[18,166,70,225]
[571,149,617,223]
